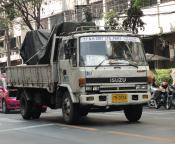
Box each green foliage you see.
[133,0,142,8]
[153,69,172,86]
[0,0,44,30]
[4,3,16,20]
[122,0,145,34]
[104,10,119,30]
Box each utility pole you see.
[157,0,162,34]
[5,29,11,66]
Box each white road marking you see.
[144,111,175,115]
[0,123,55,133]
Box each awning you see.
[146,53,169,61]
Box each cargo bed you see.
[6,63,58,92]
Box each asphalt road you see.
[0,107,175,144]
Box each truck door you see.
[59,39,80,91]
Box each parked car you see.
[0,77,20,113]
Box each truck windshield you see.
[79,36,147,67]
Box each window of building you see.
[91,1,103,18]
[50,13,64,29]
[106,0,128,13]
[75,5,87,22]
[160,0,173,3]
[10,37,16,49]
[64,10,75,22]
[140,0,157,8]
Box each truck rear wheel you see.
[124,105,143,122]
[31,105,42,119]
[62,91,80,124]
[20,91,32,120]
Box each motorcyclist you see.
[150,78,160,99]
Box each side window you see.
[59,39,77,67]
[59,40,66,60]
[65,39,77,66]
[69,39,77,67]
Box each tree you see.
[0,5,12,66]
[122,0,145,34]
[104,10,119,30]
[0,0,45,30]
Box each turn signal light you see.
[79,78,86,87]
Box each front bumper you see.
[80,92,151,106]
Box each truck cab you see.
[57,30,151,123]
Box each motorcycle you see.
[154,81,172,110]
[148,86,159,108]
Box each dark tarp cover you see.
[20,22,95,65]
[20,29,50,65]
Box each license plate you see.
[112,94,128,103]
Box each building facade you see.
[1,0,175,69]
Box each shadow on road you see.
[36,113,142,127]
[0,110,20,114]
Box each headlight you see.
[93,86,100,91]
[85,86,100,92]
[140,85,147,89]
[79,77,86,87]
[136,85,147,90]
[85,86,93,91]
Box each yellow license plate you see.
[112,94,128,103]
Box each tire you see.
[165,97,172,110]
[124,105,143,122]
[2,100,8,114]
[80,110,88,117]
[62,91,80,124]
[31,105,42,119]
[20,91,32,120]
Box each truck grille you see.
[100,86,135,91]
[85,85,147,93]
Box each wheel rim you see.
[154,100,158,109]
[62,97,71,120]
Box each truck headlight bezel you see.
[85,86,100,92]
[136,84,147,90]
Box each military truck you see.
[6,22,151,124]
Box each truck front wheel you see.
[124,105,143,122]
[62,91,79,124]
[20,91,32,120]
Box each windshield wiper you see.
[127,61,138,68]
[95,59,106,69]
[109,59,138,68]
